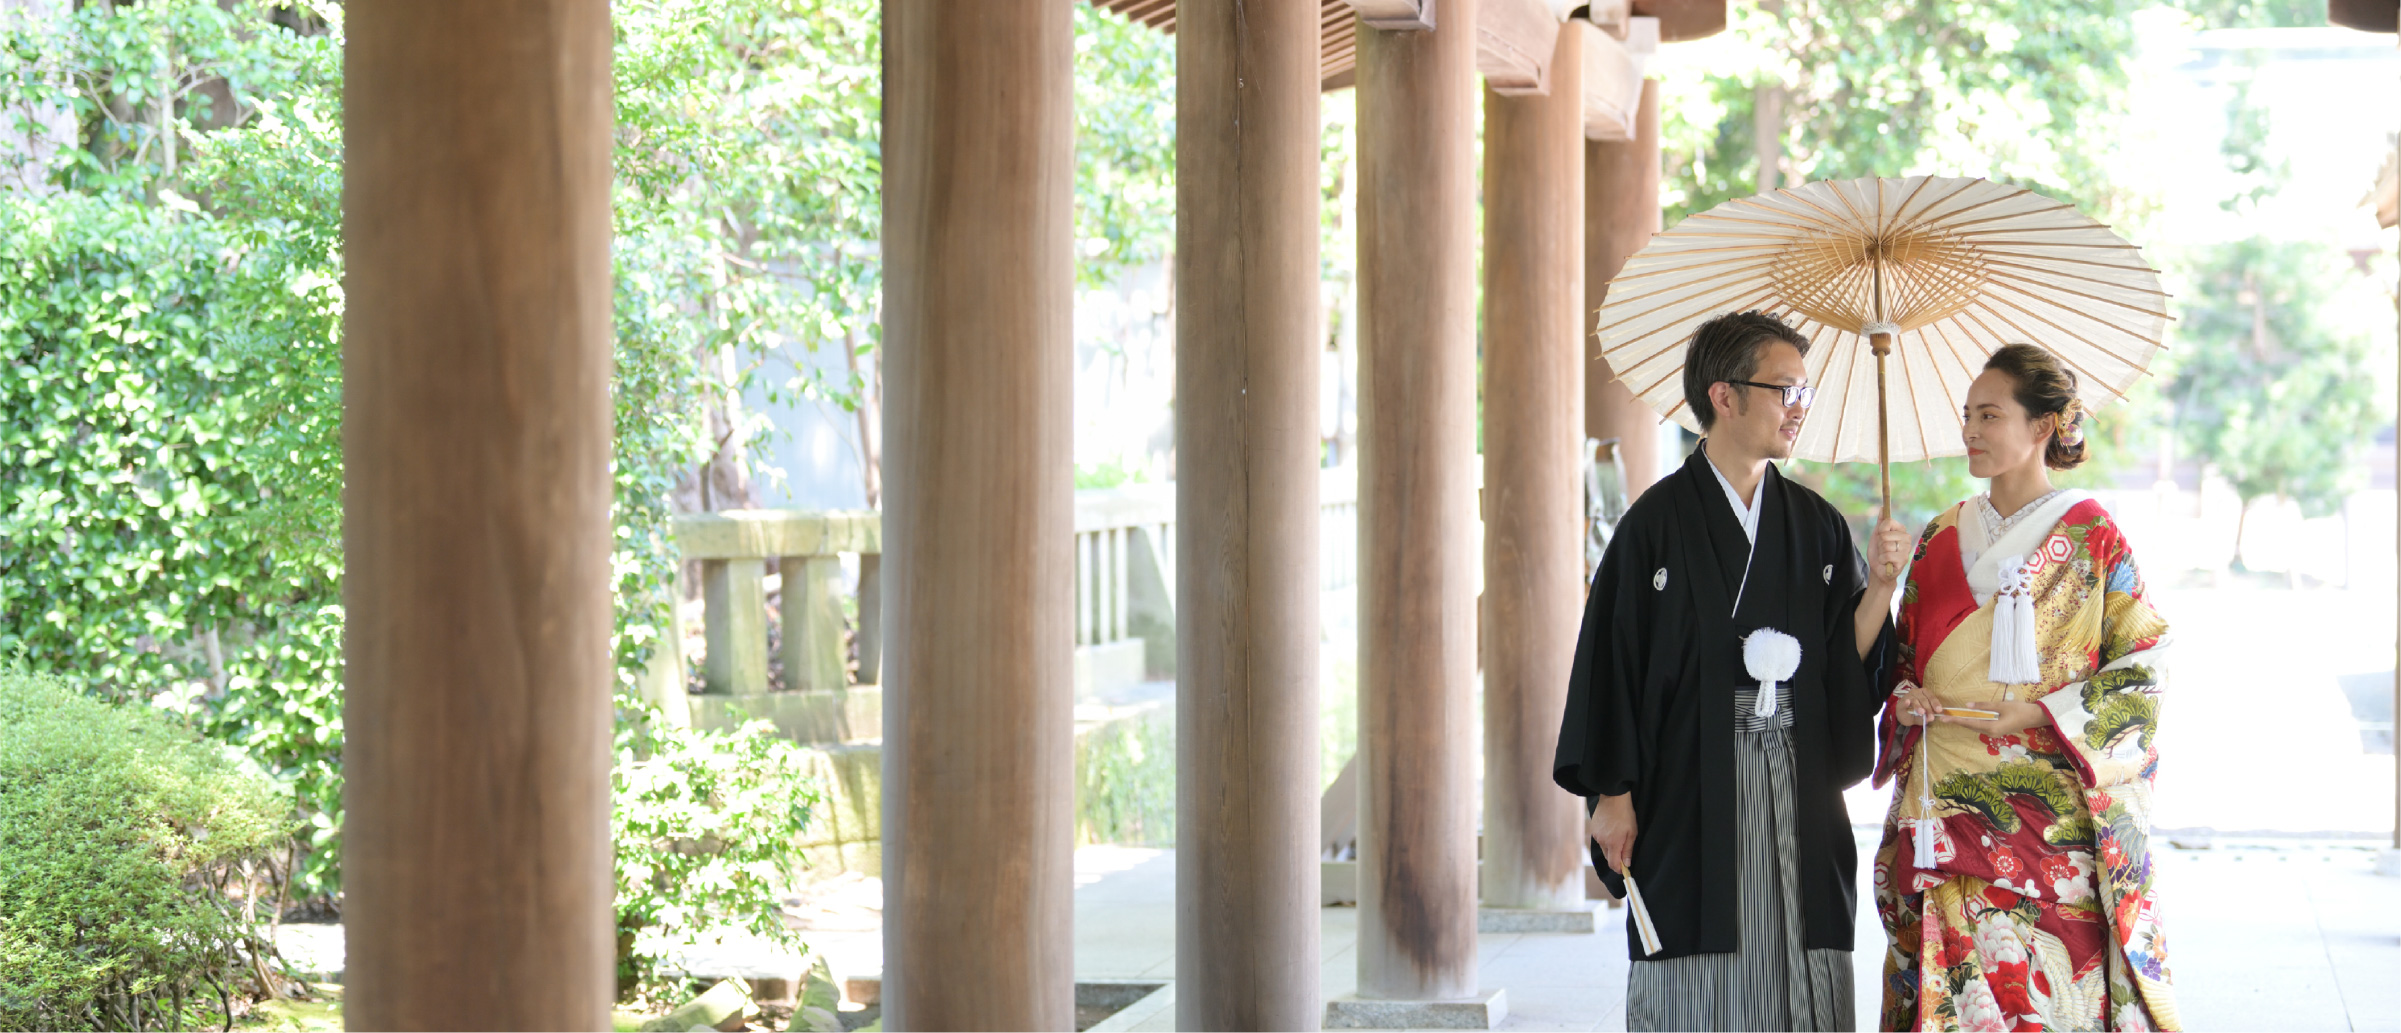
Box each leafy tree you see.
[2160,237,2387,565]
[0,0,349,893]
[1661,0,2146,225]
[613,0,880,509]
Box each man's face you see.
[1711,340,1811,461]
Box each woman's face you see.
[1961,369,2050,479]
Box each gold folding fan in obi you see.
[1593,176,2169,508]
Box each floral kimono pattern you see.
[1871,496,2178,1032]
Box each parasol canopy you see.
[1594,175,2169,480]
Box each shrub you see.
[0,671,299,1031]
[613,697,821,1004]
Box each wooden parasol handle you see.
[1871,330,1893,516]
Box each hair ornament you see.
[2059,398,2086,446]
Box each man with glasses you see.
[1554,310,1911,1030]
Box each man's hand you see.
[1868,510,1910,588]
[1586,792,1638,874]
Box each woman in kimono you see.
[1871,343,2178,1032]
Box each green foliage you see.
[0,0,349,895]
[612,698,821,1004]
[2161,238,2388,521]
[1074,709,1175,847]
[613,0,882,425]
[2216,58,2286,215]
[0,671,298,1031]
[1073,5,1176,288]
[1073,456,1157,490]
[1662,0,2146,226]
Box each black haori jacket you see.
[1553,443,1890,961]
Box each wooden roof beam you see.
[1581,15,1657,141]
[1630,0,1724,42]
[1479,0,1565,95]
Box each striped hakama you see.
[1626,685,1853,1032]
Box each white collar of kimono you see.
[1958,488,2091,605]
[1705,452,1766,546]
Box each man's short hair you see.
[1682,311,1811,431]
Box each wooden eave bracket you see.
[1346,0,1436,31]
[1480,0,1566,95]
[1581,15,1657,141]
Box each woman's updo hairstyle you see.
[1982,343,2088,471]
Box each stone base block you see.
[1478,903,1601,933]
[1323,859,1358,905]
[1074,640,1147,700]
[1324,989,1507,1030]
[2378,847,2400,877]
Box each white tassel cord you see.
[1988,553,2042,685]
[1743,629,1801,719]
[1912,723,1940,870]
[1623,871,1664,956]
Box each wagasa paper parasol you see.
[1593,175,2168,508]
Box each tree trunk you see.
[844,325,883,510]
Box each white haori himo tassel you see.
[1988,553,2042,685]
[1623,870,1664,956]
[1742,629,1802,718]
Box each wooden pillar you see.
[880,2,1075,1029]
[1585,78,1664,498]
[1174,0,1323,1028]
[1356,0,1481,1002]
[1481,21,1586,915]
[341,2,614,1028]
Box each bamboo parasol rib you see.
[1592,176,2170,509]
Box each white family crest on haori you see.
[1741,629,1802,719]
[1821,564,1834,584]
[1654,567,1669,591]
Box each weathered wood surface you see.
[1580,16,1655,141]
[1174,0,1325,1027]
[674,509,881,559]
[881,1,1076,1028]
[1348,0,1436,31]
[1477,0,1561,95]
[1585,77,1665,500]
[1481,20,1588,915]
[1354,0,1482,1003]
[1631,0,1723,41]
[341,0,615,1027]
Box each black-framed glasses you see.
[1726,380,1815,409]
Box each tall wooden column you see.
[1585,77,1665,498]
[342,2,615,1028]
[1355,0,1481,1003]
[1481,21,1586,916]
[881,2,1075,1029]
[1174,0,1323,1028]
